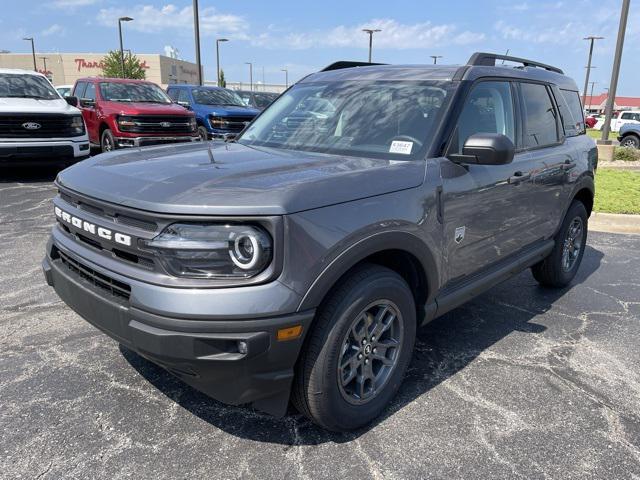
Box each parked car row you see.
[1,68,281,164]
[586,110,640,132]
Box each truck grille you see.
[118,115,195,134]
[58,249,131,301]
[0,113,81,138]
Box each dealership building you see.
[0,53,201,88]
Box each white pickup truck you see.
[594,110,640,132]
[0,68,90,166]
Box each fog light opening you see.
[237,340,248,355]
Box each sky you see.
[0,0,639,95]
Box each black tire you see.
[532,201,588,288]
[620,134,640,149]
[101,129,116,153]
[197,126,209,142]
[292,264,416,431]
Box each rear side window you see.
[557,89,585,136]
[520,83,559,148]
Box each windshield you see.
[0,73,60,100]
[238,80,451,160]
[99,82,171,103]
[254,92,278,108]
[56,87,72,97]
[192,88,244,106]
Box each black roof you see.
[303,52,579,91]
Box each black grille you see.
[119,115,194,134]
[58,250,131,301]
[0,114,82,138]
[211,115,255,132]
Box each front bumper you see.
[43,241,314,416]
[114,135,199,148]
[0,137,90,164]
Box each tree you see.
[219,69,227,88]
[100,50,146,79]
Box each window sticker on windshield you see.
[389,141,413,155]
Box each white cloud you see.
[42,24,66,37]
[96,4,248,39]
[252,19,485,50]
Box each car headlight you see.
[209,116,226,129]
[117,115,136,131]
[144,223,272,279]
[70,115,85,135]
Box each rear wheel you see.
[292,264,416,431]
[532,201,588,288]
[101,129,116,153]
[620,135,640,149]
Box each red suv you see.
[72,78,198,152]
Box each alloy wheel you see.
[562,217,583,272]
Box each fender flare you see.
[297,230,440,312]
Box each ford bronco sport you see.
[43,53,596,431]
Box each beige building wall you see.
[0,53,201,88]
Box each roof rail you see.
[467,52,564,75]
[320,61,387,72]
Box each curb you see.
[598,162,640,170]
[590,212,640,235]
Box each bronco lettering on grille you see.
[55,206,132,247]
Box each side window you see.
[621,112,633,120]
[520,83,559,148]
[177,89,191,104]
[450,81,515,154]
[557,89,585,136]
[167,88,178,101]
[83,83,96,101]
[73,82,86,98]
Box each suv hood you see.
[102,101,193,115]
[57,142,425,215]
[0,97,79,114]
[195,104,260,117]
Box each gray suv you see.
[43,53,596,431]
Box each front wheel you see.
[620,135,640,149]
[532,201,588,288]
[101,129,116,153]
[292,264,416,431]
[197,126,209,142]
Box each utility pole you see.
[430,55,443,64]
[245,62,253,91]
[362,28,381,63]
[600,0,630,143]
[582,35,604,107]
[588,81,597,111]
[118,17,133,78]
[23,37,36,71]
[281,68,288,88]
[216,38,228,87]
[193,0,202,85]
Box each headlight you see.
[144,223,272,279]
[70,115,85,135]
[209,116,226,129]
[117,115,136,131]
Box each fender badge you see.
[455,226,466,244]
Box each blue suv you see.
[166,85,259,140]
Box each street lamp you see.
[118,16,133,78]
[245,62,253,92]
[40,56,48,75]
[600,0,630,144]
[362,28,381,63]
[23,37,36,71]
[216,38,228,87]
[430,55,443,65]
[193,0,202,86]
[581,35,604,107]
[281,68,288,88]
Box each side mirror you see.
[450,133,515,165]
[80,98,95,108]
[65,96,79,107]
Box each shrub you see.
[614,146,640,162]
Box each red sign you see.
[74,57,150,72]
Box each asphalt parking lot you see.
[1,166,640,480]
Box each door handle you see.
[508,171,531,184]
[561,161,577,171]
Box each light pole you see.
[281,68,288,88]
[245,62,253,92]
[193,0,202,86]
[600,0,630,143]
[362,28,381,63]
[40,56,48,73]
[118,16,133,78]
[581,35,604,107]
[588,81,597,111]
[430,55,443,64]
[216,38,228,87]
[23,37,36,71]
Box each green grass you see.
[587,129,602,140]
[594,168,640,214]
